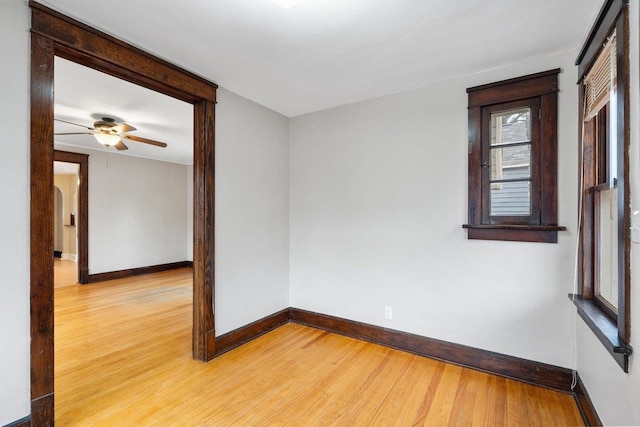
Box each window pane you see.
[490,181,530,216]
[490,145,531,181]
[597,187,618,309]
[491,108,531,145]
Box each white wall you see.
[53,146,190,274]
[0,2,31,424]
[88,151,189,273]
[575,2,640,425]
[290,49,579,368]
[215,88,290,335]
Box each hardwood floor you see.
[54,258,78,288]
[53,265,584,426]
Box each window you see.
[572,0,632,372]
[464,69,565,243]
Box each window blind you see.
[584,32,616,121]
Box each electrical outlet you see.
[384,305,393,320]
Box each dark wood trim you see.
[463,224,566,231]
[467,107,482,225]
[465,227,561,243]
[615,4,631,345]
[575,2,631,370]
[29,1,217,103]
[192,99,217,362]
[87,261,193,284]
[466,69,563,243]
[463,224,566,243]
[3,415,32,427]
[480,97,542,226]
[30,32,55,418]
[573,373,603,426]
[580,102,596,299]
[30,2,217,423]
[54,150,89,284]
[30,393,53,427]
[467,68,560,108]
[569,294,632,372]
[289,308,574,392]
[215,309,291,356]
[540,91,559,226]
[576,0,626,81]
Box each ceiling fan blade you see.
[114,140,129,151]
[54,118,94,130]
[123,134,168,148]
[112,123,137,134]
[54,132,94,136]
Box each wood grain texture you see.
[215,308,290,356]
[290,308,575,393]
[87,261,193,283]
[466,227,560,243]
[53,268,583,426]
[467,69,560,108]
[30,33,55,426]
[192,99,217,361]
[540,92,559,226]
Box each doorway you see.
[53,151,89,284]
[30,3,217,425]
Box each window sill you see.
[569,294,632,372]
[462,224,566,243]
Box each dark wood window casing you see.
[571,0,632,372]
[464,69,565,243]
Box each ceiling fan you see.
[54,116,168,151]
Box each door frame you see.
[54,150,89,284]
[30,2,217,424]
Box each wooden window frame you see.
[464,69,565,243]
[571,0,632,372]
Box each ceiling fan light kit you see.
[94,132,120,147]
[54,116,168,151]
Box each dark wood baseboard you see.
[215,308,290,356]
[3,415,31,427]
[87,261,193,284]
[30,392,53,427]
[573,373,602,426]
[289,308,574,393]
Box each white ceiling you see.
[48,0,603,165]
[41,0,602,118]
[54,57,193,165]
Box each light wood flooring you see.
[54,260,584,426]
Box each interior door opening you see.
[30,3,217,424]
